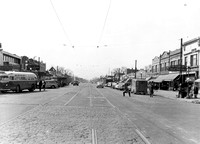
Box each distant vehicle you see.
[45,79,59,89]
[112,82,118,89]
[96,82,104,88]
[0,71,37,93]
[131,79,148,95]
[72,80,79,86]
[116,82,125,90]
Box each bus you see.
[0,71,38,93]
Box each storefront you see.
[152,73,180,90]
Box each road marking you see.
[96,89,115,108]
[92,129,97,144]
[64,90,81,106]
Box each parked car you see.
[112,82,118,89]
[72,80,79,86]
[96,82,104,88]
[45,79,59,89]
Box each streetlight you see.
[140,71,142,79]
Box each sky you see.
[0,0,200,80]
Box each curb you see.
[154,91,200,104]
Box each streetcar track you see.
[92,129,98,144]
[91,84,151,144]
[104,87,193,144]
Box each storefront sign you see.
[168,65,187,71]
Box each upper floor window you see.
[190,54,197,66]
[178,59,181,65]
[185,56,187,66]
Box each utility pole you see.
[135,60,137,79]
[180,38,183,84]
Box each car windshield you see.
[0,1,200,144]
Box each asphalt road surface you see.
[0,83,200,144]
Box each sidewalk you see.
[154,90,200,104]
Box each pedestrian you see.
[43,80,46,91]
[177,83,182,98]
[149,82,154,97]
[39,80,42,91]
[123,83,131,97]
[186,83,192,99]
[193,84,198,99]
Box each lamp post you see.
[140,72,142,79]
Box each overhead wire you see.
[97,0,112,48]
[49,0,73,47]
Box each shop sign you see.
[168,65,187,71]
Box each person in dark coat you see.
[193,84,199,99]
[43,80,46,91]
[123,83,131,97]
[39,80,42,91]
[149,82,154,97]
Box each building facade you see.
[0,50,21,71]
[160,51,169,75]
[151,56,160,75]
[182,37,200,79]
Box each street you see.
[0,83,200,144]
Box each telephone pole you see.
[135,60,137,79]
[180,38,183,84]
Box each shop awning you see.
[153,75,168,83]
[163,73,179,81]
[152,73,179,83]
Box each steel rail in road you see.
[0,88,82,128]
[93,85,151,144]
[92,129,98,144]
[102,87,192,144]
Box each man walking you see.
[39,80,42,91]
[43,80,46,91]
[123,83,131,97]
[149,82,154,97]
[193,84,198,99]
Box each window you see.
[171,61,175,66]
[178,59,181,65]
[185,57,187,66]
[190,54,197,66]
[155,65,157,72]
[164,63,167,71]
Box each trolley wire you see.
[49,0,73,47]
[97,0,112,48]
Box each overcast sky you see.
[0,0,200,79]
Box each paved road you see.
[0,83,199,144]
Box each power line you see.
[49,0,73,47]
[97,0,112,47]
